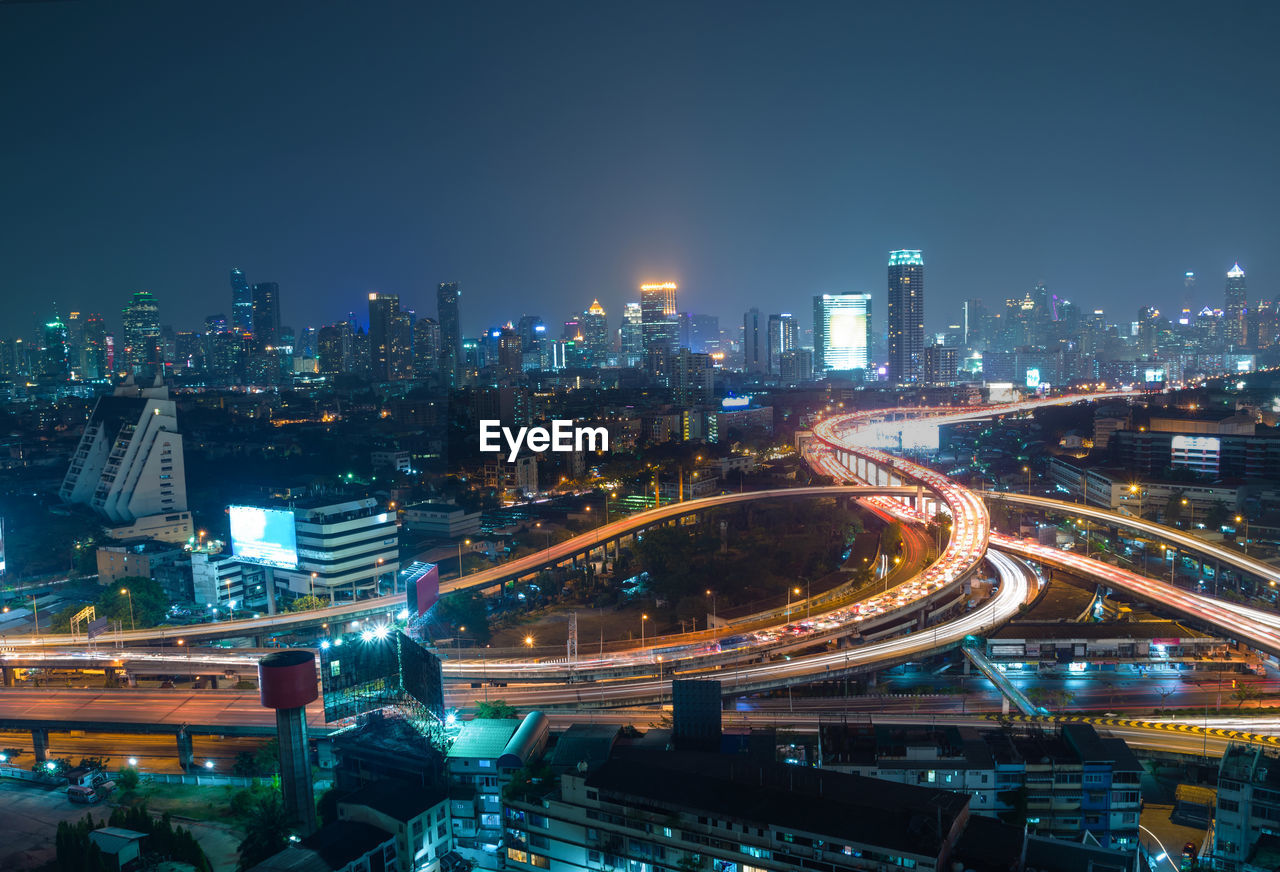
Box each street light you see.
[120,587,136,632]
[1022,465,1031,495]
[1128,484,1144,519]
[1235,515,1249,554]
[641,613,648,648]
[1181,498,1195,530]
[787,586,801,622]
[524,634,534,649]
[457,538,471,576]
[705,589,716,628]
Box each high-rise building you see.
[317,322,354,375]
[121,290,161,374]
[581,299,609,363]
[640,282,679,356]
[887,249,925,383]
[742,308,767,374]
[516,315,546,351]
[40,310,70,383]
[923,344,959,385]
[413,317,440,374]
[779,348,815,383]
[961,299,985,350]
[619,303,644,359]
[437,282,462,385]
[368,293,414,381]
[251,282,282,351]
[814,293,873,374]
[66,311,84,376]
[1225,262,1248,347]
[231,268,253,334]
[60,376,192,543]
[83,313,107,379]
[687,313,719,354]
[767,312,799,375]
[666,349,714,406]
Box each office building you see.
[1225,262,1248,348]
[923,344,959,385]
[369,293,413,381]
[318,321,355,375]
[580,300,609,363]
[665,349,714,406]
[619,303,644,360]
[40,311,70,383]
[814,293,873,373]
[1213,743,1280,871]
[231,268,253,334]
[251,282,282,351]
[438,281,462,385]
[779,347,815,383]
[191,550,247,609]
[414,317,440,374]
[887,249,925,384]
[768,312,799,375]
[272,497,400,603]
[640,282,679,356]
[83,313,107,379]
[686,313,719,354]
[121,290,162,375]
[60,376,192,543]
[743,307,767,374]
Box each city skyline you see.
[3,2,1277,335]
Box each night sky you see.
[3,1,1278,338]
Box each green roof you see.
[447,719,521,759]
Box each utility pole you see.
[567,611,578,662]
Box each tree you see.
[1164,491,1185,527]
[1205,500,1230,530]
[435,591,491,645]
[288,595,327,612]
[237,790,291,870]
[1233,683,1262,709]
[116,766,140,792]
[879,521,904,556]
[474,699,518,719]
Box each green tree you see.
[237,790,291,870]
[1164,491,1185,526]
[116,766,140,792]
[1205,500,1230,530]
[474,699,518,719]
[101,576,169,628]
[436,591,491,645]
[288,595,327,612]
[1233,684,1262,709]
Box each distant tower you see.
[258,651,319,835]
[437,281,462,385]
[767,313,798,375]
[251,282,281,351]
[121,291,161,375]
[231,269,253,334]
[1225,263,1247,347]
[640,283,679,356]
[742,308,766,375]
[887,250,925,384]
[581,300,609,364]
[813,293,873,374]
[620,303,644,359]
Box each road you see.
[0,730,267,774]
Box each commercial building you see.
[121,290,161,375]
[369,293,414,381]
[403,502,482,539]
[270,497,399,602]
[1213,743,1280,871]
[60,376,193,543]
[768,312,799,375]
[1224,263,1248,348]
[743,308,767,374]
[191,550,247,609]
[639,282,679,357]
[814,293,873,374]
[438,281,463,386]
[887,249,925,384]
[96,540,184,588]
[1047,456,1243,513]
[231,268,253,334]
[252,281,282,351]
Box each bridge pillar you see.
[1001,695,1010,715]
[1,666,14,687]
[209,675,219,690]
[865,670,877,688]
[176,730,195,771]
[32,728,49,763]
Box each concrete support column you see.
[176,730,194,771]
[209,675,219,690]
[1002,695,1010,715]
[865,671,877,688]
[32,728,49,763]
[1,665,14,687]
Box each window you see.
[479,759,492,768]
[507,849,529,864]
[1219,799,1239,813]
[482,814,500,827]
[530,834,549,849]
[531,855,550,869]
[530,814,549,829]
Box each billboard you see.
[405,563,440,618]
[1144,367,1166,384]
[1025,368,1041,389]
[319,629,444,722]
[400,633,445,718]
[229,506,298,569]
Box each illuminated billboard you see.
[1025,368,1041,388]
[1171,435,1221,476]
[229,506,298,569]
[319,629,444,722]
[1144,368,1166,384]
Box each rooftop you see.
[447,718,522,760]
[586,748,969,860]
[340,777,447,823]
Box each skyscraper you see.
[640,282,679,356]
[1225,263,1247,347]
[369,292,414,381]
[83,313,107,379]
[41,310,69,383]
[251,282,282,350]
[437,281,462,385]
[620,303,644,360]
[231,268,253,334]
[581,299,610,363]
[743,308,767,374]
[887,249,925,384]
[767,313,799,375]
[121,290,161,374]
[813,293,873,374]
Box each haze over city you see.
[3,1,1278,334]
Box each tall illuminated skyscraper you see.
[437,281,462,385]
[122,290,161,374]
[1225,263,1247,347]
[640,282,679,355]
[581,299,610,363]
[620,303,644,359]
[368,292,413,380]
[813,293,873,374]
[251,282,281,351]
[767,313,798,375]
[231,268,253,334]
[887,249,925,384]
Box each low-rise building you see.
[404,503,482,539]
[96,540,183,587]
[339,779,452,872]
[1213,743,1280,871]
